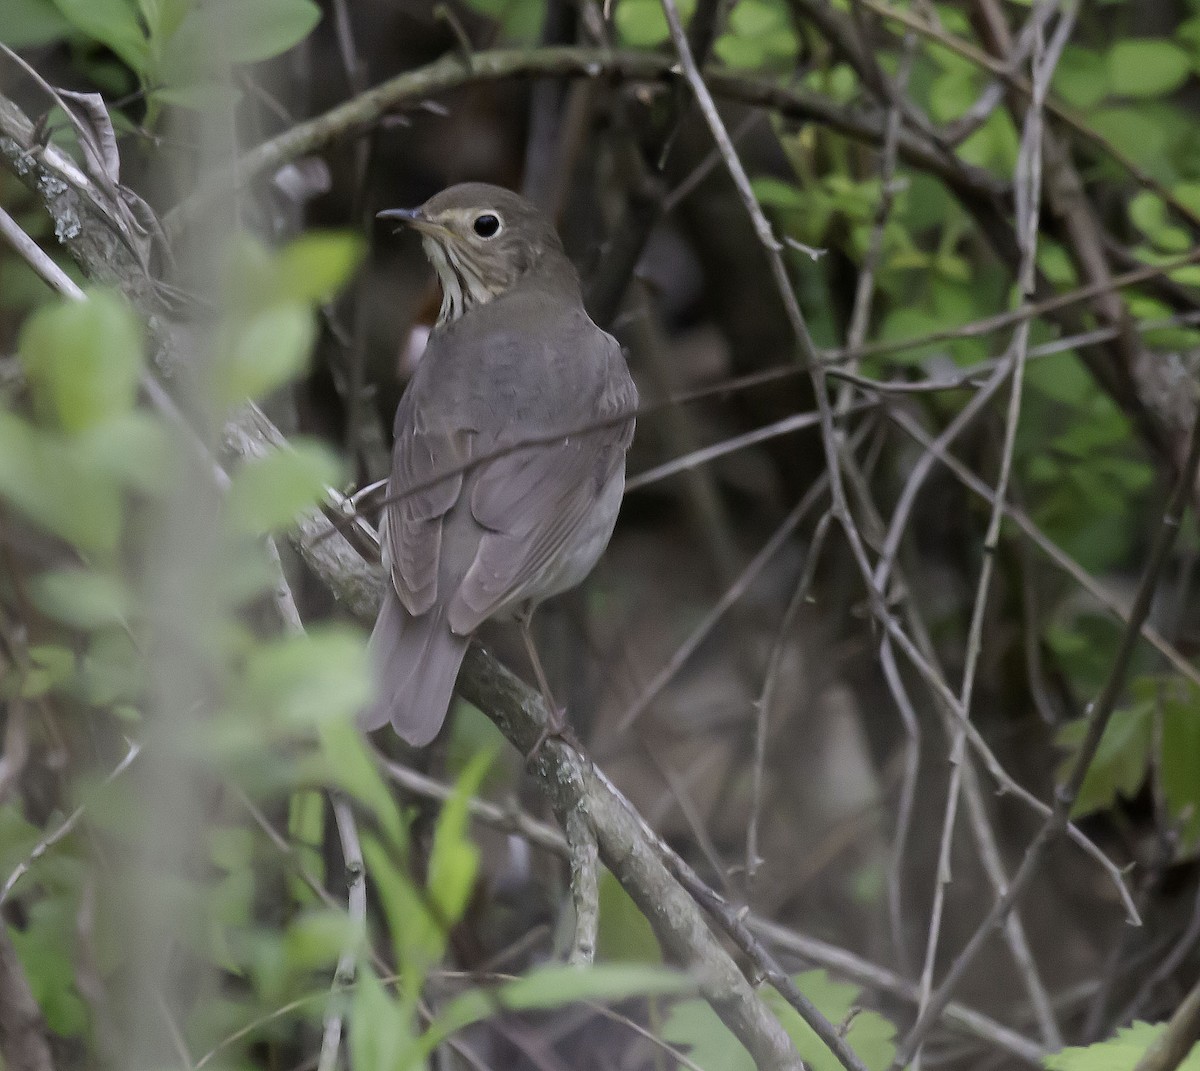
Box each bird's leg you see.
[517,607,573,758]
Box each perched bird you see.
[363,183,638,746]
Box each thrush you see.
[362,183,638,746]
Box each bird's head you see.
[379,183,565,325]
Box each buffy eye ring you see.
[473,213,501,238]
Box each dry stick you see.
[746,510,835,881]
[891,402,1200,1071]
[914,7,1069,1057]
[1130,978,1200,1071]
[317,794,365,1071]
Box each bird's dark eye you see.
[473,213,501,238]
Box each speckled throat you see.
[424,237,506,325]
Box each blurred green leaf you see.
[351,966,417,1071]
[284,908,359,973]
[1107,39,1192,99]
[219,303,316,405]
[1053,46,1109,109]
[225,440,340,535]
[1044,1020,1200,1070]
[320,721,407,849]
[0,411,123,555]
[49,0,149,72]
[1162,683,1200,851]
[19,290,143,434]
[164,0,320,66]
[240,626,370,728]
[615,0,694,46]
[597,868,662,963]
[0,0,72,47]
[274,231,365,304]
[663,970,896,1071]
[29,568,130,630]
[11,896,89,1036]
[427,749,491,928]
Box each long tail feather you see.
[360,591,468,746]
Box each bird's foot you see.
[525,705,578,762]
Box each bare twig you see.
[317,793,366,1071]
[892,401,1200,1069]
[1,740,141,907]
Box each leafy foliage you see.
[1044,1021,1200,1071]
[663,970,898,1071]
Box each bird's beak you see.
[377,206,443,236]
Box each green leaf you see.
[275,232,365,304]
[350,966,417,1071]
[1025,353,1093,405]
[19,290,143,434]
[615,0,694,47]
[29,568,131,630]
[0,0,72,47]
[1044,1020,1200,1070]
[1053,46,1110,109]
[0,411,123,555]
[218,303,316,404]
[225,440,341,535]
[663,970,896,1071]
[597,869,662,963]
[427,749,492,928]
[1161,683,1200,850]
[1106,40,1192,99]
[284,908,360,973]
[419,964,695,1059]
[319,721,407,849]
[239,626,370,729]
[362,833,445,987]
[1056,704,1153,816]
[166,0,320,65]
[10,899,89,1036]
[49,0,149,72]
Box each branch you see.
[161,46,1007,237]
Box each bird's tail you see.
[360,591,468,746]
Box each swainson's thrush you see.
[362,183,638,745]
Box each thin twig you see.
[892,401,1200,1069]
[317,793,366,1071]
[0,740,141,907]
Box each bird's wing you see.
[447,352,637,634]
[384,385,470,617]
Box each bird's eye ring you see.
[473,213,501,238]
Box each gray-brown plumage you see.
[362,183,637,745]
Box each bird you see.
[362,182,638,747]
